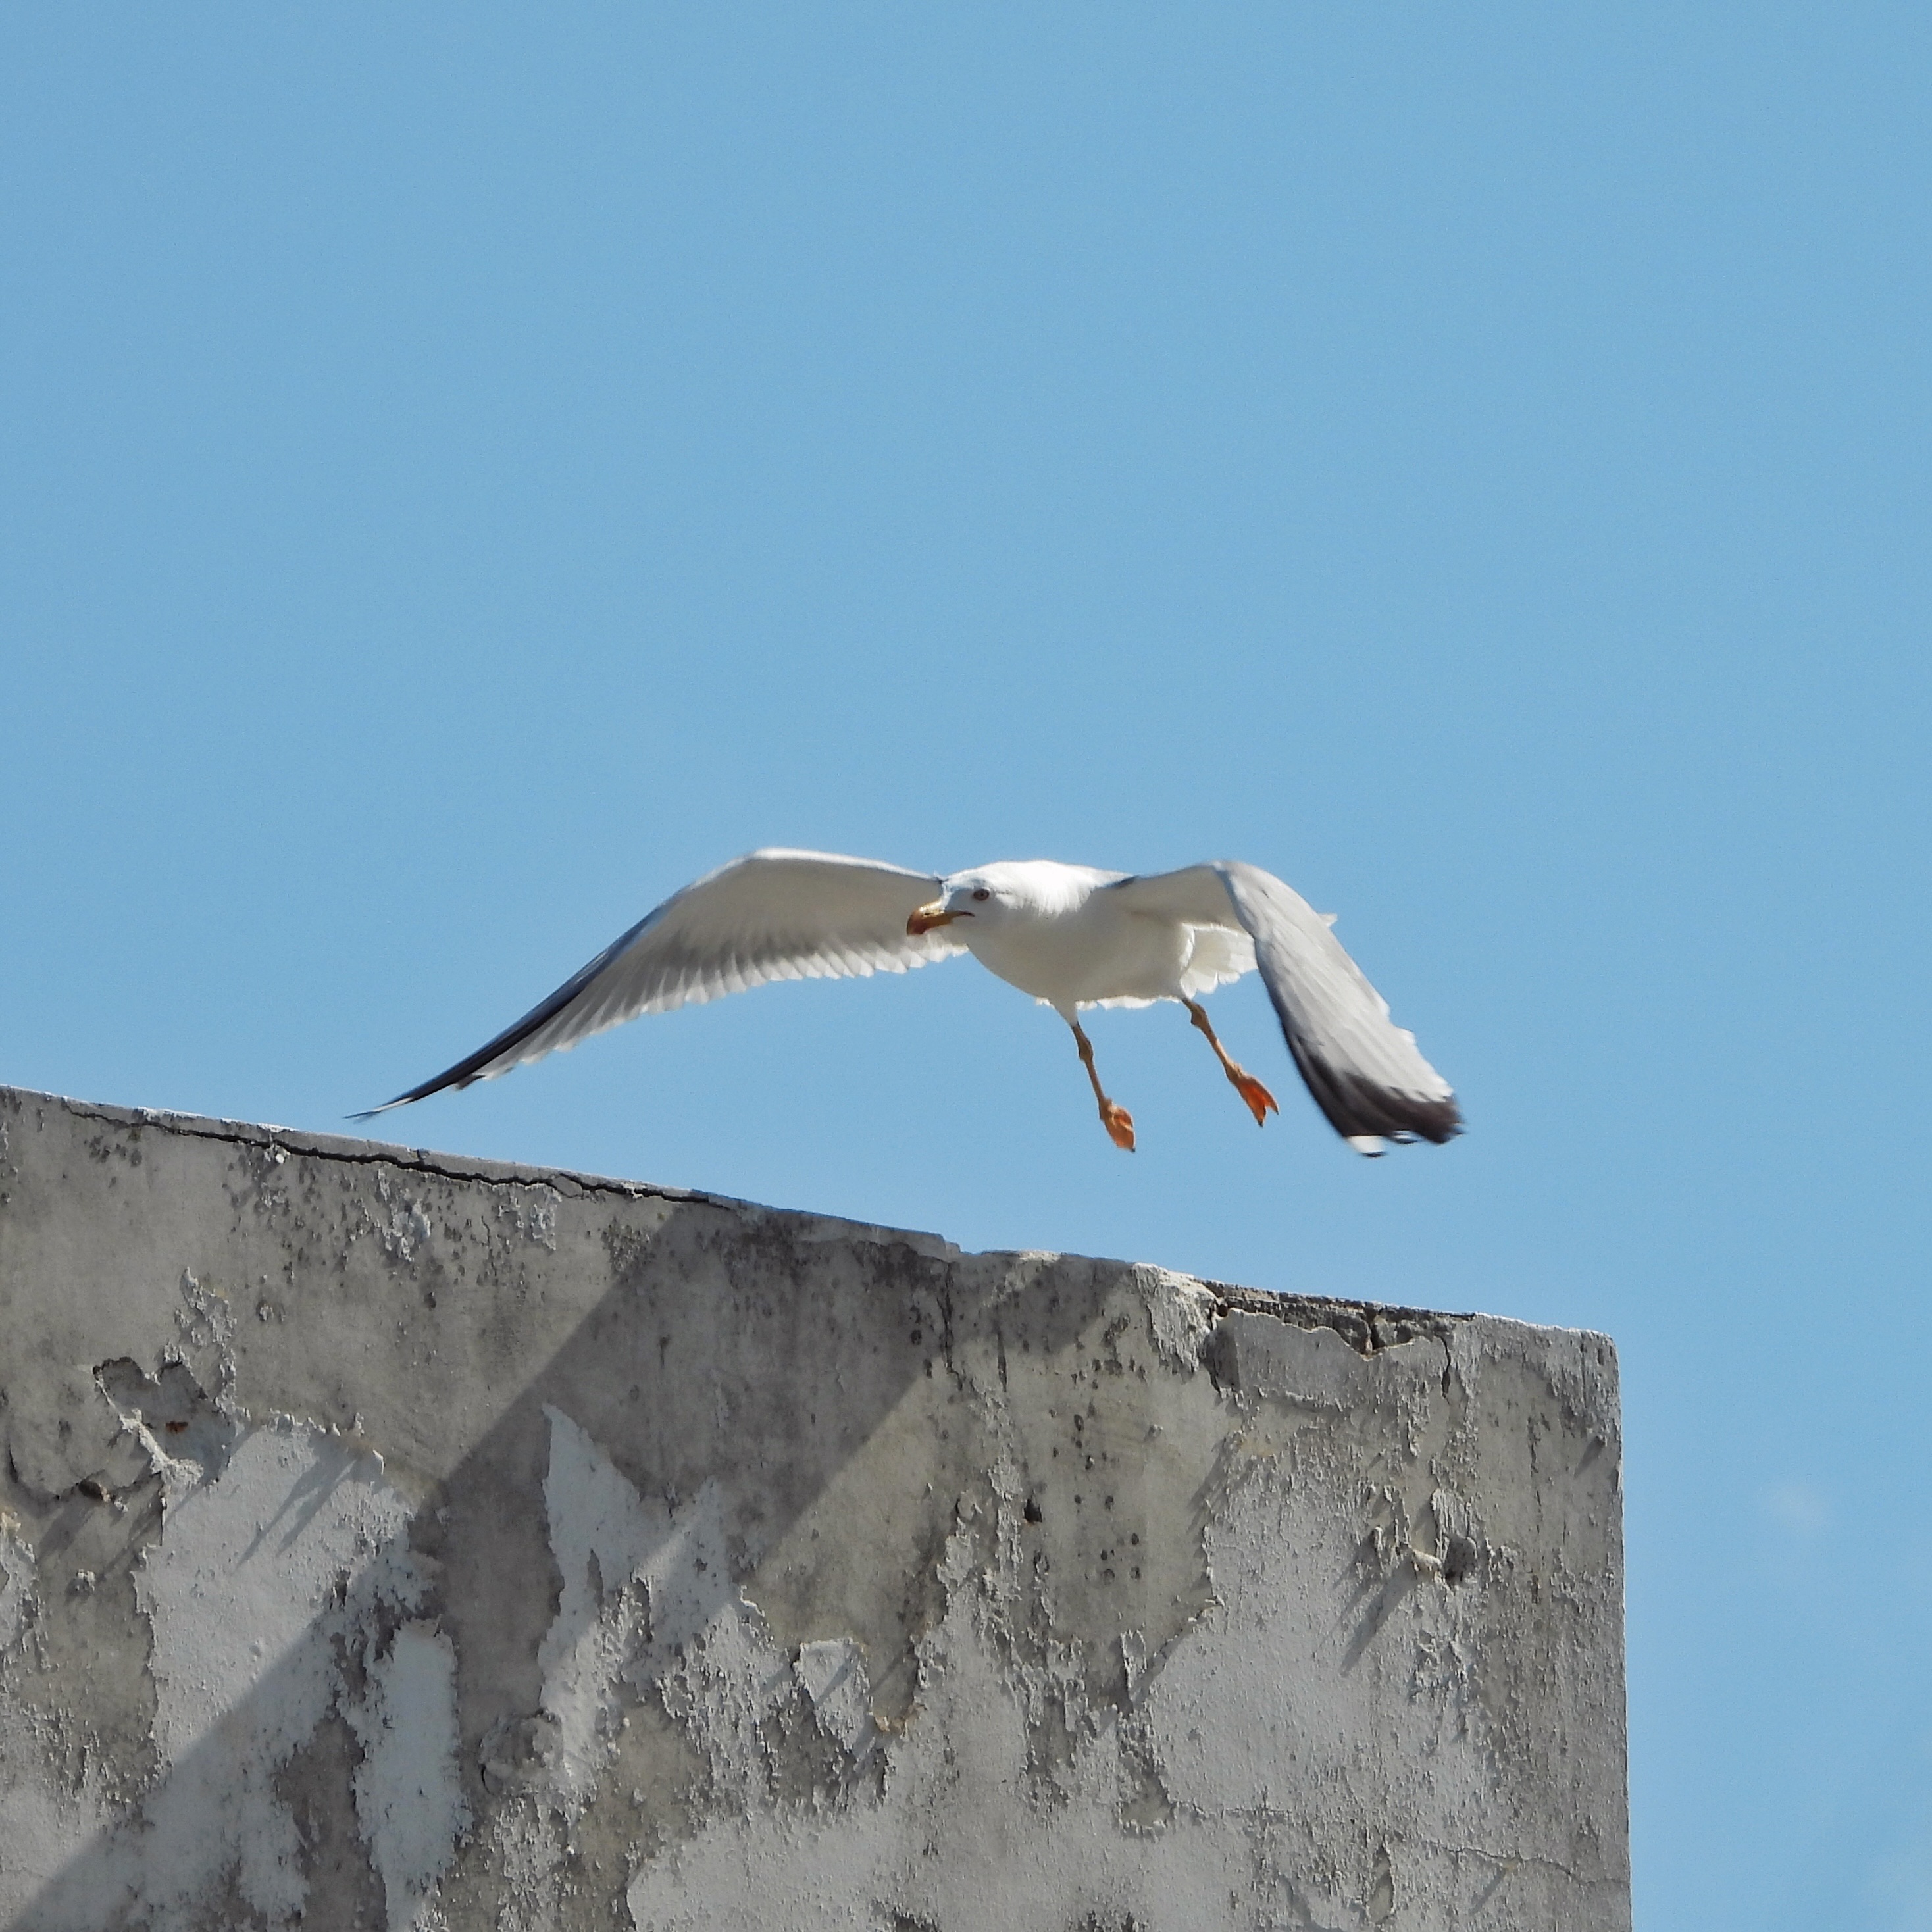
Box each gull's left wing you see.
[1106,862,1462,1153]
[356,848,966,1116]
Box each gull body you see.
[920,860,1253,1013]
[359,848,1461,1156]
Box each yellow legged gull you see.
[359,850,1461,1155]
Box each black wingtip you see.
[346,1097,413,1124]
[346,1057,499,1127]
[1285,1035,1464,1148]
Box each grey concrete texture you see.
[0,1084,1629,1931]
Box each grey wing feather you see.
[1108,863,1461,1152]
[357,849,964,1115]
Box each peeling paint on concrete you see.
[347,1619,467,1931]
[0,1086,1629,1929]
[0,1404,455,1932]
[133,1423,417,1928]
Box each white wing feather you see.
[1107,862,1460,1151]
[361,849,964,1113]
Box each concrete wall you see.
[0,1085,1629,1931]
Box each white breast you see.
[964,889,1196,1013]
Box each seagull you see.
[357,850,1460,1155]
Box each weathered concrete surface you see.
[0,1084,1629,1931]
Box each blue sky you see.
[3,7,1927,1923]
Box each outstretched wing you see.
[358,848,965,1115]
[1106,862,1461,1153]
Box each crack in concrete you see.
[38,1092,701,1207]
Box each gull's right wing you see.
[357,848,966,1116]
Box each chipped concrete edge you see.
[6,1083,1601,1363]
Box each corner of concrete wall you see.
[0,1085,1629,1931]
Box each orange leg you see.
[1071,1021,1135,1151]
[1186,1000,1279,1127]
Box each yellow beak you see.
[907,902,963,935]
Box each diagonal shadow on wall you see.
[16,1170,1127,1932]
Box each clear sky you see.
[3,7,1927,1924]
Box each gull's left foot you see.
[1185,1001,1278,1131]
[1232,1071,1279,1127]
[1100,1101,1136,1151]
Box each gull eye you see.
[972,888,992,902]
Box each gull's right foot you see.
[1100,1102,1136,1151]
